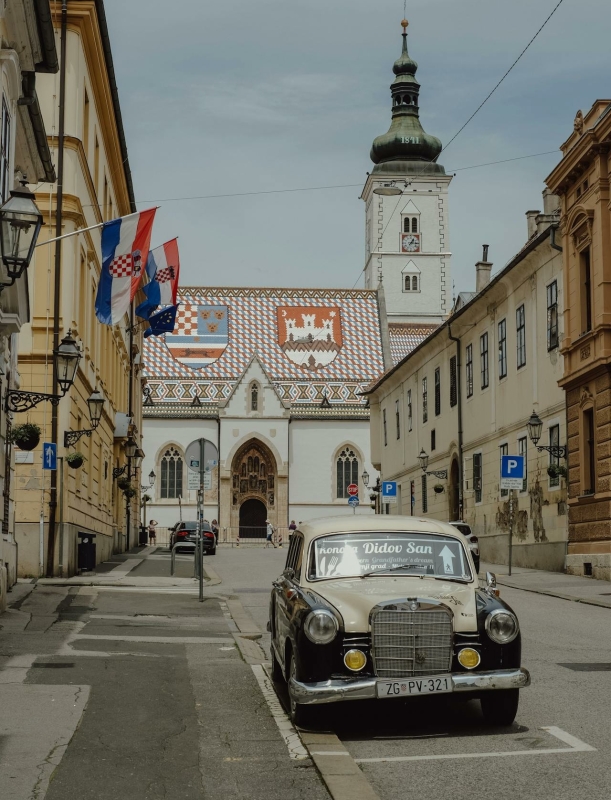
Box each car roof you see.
[297,516,466,545]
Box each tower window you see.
[412,275,418,291]
[403,216,418,233]
[403,274,419,292]
[250,382,259,411]
[412,217,418,233]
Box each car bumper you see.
[289,668,531,706]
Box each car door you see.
[273,534,303,670]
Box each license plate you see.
[376,675,453,698]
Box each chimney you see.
[526,209,540,239]
[542,188,560,216]
[475,245,492,293]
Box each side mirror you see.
[485,571,500,597]
[283,567,295,581]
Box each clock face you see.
[401,234,420,253]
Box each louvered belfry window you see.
[160,447,183,498]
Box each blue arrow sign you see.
[43,442,57,471]
[348,496,359,507]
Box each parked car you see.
[449,521,480,573]
[170,521,216,555]
[268,516,529,728]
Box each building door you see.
[449,458,460,521]
[239,498,267,539]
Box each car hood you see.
[305,577,478,634]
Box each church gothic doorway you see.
[239,498,267,539]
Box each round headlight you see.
[485,609,519,644]
[304,609,338,645]
[457,647,481,669]
[344,649,367,672]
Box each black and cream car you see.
[268,517,530,727]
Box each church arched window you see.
[160,446,183,499]
[404,274,420,292]
[412,275,418,291]
[250,382,259,411]
[336,447,359,499]
[411,217,418,233]
[403,217,410,233]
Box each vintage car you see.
[268,516,530,727]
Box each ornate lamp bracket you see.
[5,390,61,414]
[536,444,567,459]
[426,469,448,480]
[113,465,128,480]
[64,429,93,448]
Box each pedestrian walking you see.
[265,519,276,548]
[148,520,157,546]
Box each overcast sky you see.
[106,0,609,295]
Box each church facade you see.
[140,21,451,540]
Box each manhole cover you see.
[558,663,611,672]
[32,663,75,669]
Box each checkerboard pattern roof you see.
[389,323,439,365]
[143,287,385,405]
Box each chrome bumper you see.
[289,668,531,706]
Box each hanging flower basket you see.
[433,483,445,494]
[142,494,152,504]
[547,464,567,480]
[11,423,41,451]
[66,451,86,469]
[117,477,137,498]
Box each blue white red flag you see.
[143,304,178,338]
[95,208,157,325]
[135,238,180,320]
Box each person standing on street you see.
[148,520,157,546]
[265,519,276,548]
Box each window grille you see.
[160,447,183,499]
[336,448,359,498]
[466,344,473,398]
[421,474,428,513]
[547,281,558,350]
[473,453,482,503]
[498,318,507,379]
[480,333,489,389]
[422,377,428,423]
[431,429,436,451]
[434,368,441,416]
[449,356,457,407]
[516,305,526,368]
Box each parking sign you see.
[500,455,525,490]
[382,481,397,504]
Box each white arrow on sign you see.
[439,545,455,574]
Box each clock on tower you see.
[401,233,421,253]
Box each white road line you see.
[251,664,309,760]
[353,726,596,763]
[542,726,596,751]
[72,634,233,644]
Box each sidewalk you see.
[481,561,611,609]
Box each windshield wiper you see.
[360,563,428,579]
[433,575,471,584]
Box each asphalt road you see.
[210,546,611,800]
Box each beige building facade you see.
[547,101,611,580]
[14,0,143,577]
[367,194,568,572]
[0,0,57,608]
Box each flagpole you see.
[34,207,161,248]
[126,297,135,552]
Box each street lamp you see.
[418,448,448,480]
[124,436,138,459]
[0,177,43,290]
[361,469,370,487]
[134,448,144,470]
[142,469,156,491]
[5,330,81,413]
[64,387,105,447]
[527,409,566,458]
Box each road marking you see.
[352,727,596,763]
[72,634,233,644]
[251,664,309,760]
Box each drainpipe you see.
[550,224,562,252]
[46,0,67,577]
[447,323,464,520]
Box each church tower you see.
[362,20,452,325]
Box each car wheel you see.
[270,646,283,682]
[288,652,316,729]
[480,689,519,726]
[209,546,216,556]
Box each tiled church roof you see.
[388,323,439,365]
[143,287,385,406]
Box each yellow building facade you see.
[14,0,144,576]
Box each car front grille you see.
[371,605,453,678]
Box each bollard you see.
[278,530,283,547]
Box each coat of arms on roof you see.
[164,303,229,369]
[276,306,343,371]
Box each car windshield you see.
[308,532,472,581]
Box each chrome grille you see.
[371,606,453,678]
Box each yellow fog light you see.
[344,649,367,672]
[457,648,481,669]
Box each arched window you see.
[411,217,418,233]
[403,217,410,233]
[412,275,418,291]
[160,447,183,499]
[336,448,359,499]
[404,274,419,292]
[250,383,259,411]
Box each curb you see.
[494,578,611,610]
[201,564,222,586]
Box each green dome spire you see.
[370,20,445,175]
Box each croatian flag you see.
[95,208,157,325]
[135,238,180,320]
